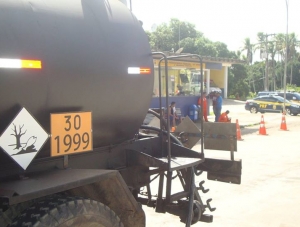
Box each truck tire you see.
[8,196,123,227]
[0,200,35,227]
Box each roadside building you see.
[150,52,244,116]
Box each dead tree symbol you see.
[9,123,27,150]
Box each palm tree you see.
[287,33,299,84]
[268,42,278,90]
[275,33,300,85]
[275,33,286,88]
[256,33,279,91]
[240,38,254,92]
[241,38,253,65]
[255,32,266,59]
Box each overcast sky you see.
[131,0,299,54]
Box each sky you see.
[130,0,299,56]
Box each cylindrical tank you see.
[0,0,154,156]
[189,105,199,121]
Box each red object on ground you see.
[258,115,267,135]
[280,113,288,131]
[236,119,243,141]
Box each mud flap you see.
[196,158,242,184]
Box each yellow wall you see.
[210,67,225,88]
[153,59,206,97]
[153,59,229,96]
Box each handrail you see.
[165,54,204,155]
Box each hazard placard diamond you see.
[0,107,49,170]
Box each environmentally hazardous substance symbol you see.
[0,108,49,170]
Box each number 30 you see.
[64,115,81,131]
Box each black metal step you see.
[158,157,203,171]
[169,191,189,202]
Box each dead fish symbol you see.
[22,136,37,150]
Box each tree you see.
[169,18,200,50]
[194,37,217,56]
[286,33,299,84]
[147,19,234,59]
[150,23,174,51]
[268,42,278,91]
[9,124,27,150]
[274,33,300,87]
[228,64,250,99]
[179,37,196,53]
[247,62,265,93]
[214,42,232,57]
[241,38,253,64]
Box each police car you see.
[245,95,300,116]
[257,91,278,96]
[276,92,300,104]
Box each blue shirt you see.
[216,96,222,109]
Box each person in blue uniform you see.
[215,92,223,122]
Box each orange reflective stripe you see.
[21,60,42,69]
[140,67,151,74]
[0,58,42,69]
[128,67,151,74]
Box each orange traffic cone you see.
[258,115,268,135]
[236,119,243,141]
[280,113,288,131]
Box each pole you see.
[129,0,132,11]
[283,0,289,112]
[179,23,181,48]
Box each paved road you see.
[207,99,283,127]
[143,100,300,227]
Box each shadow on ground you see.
[223,99,246,105]
[241,127,259,135]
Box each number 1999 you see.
[54,132,90,153]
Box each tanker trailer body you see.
[0,0,153,151]
[0,0,154,226]
[0,0,241,226]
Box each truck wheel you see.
[0,200,34,227]
[191,200,202,224]
[9,196,123,227]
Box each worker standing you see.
[215,92,222,122]
[198,92,208,122]
[210,91,217,121]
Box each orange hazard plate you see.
[50,112,92,157]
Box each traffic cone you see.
[280,113,288,131]
[236,119,243,141]
[258,115,268,135]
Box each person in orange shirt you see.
[219,110,231,123]
[198,92,208,122]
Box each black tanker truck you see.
[0,0,242,226]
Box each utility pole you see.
[179,22,181,48]
[283,0,289,112]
